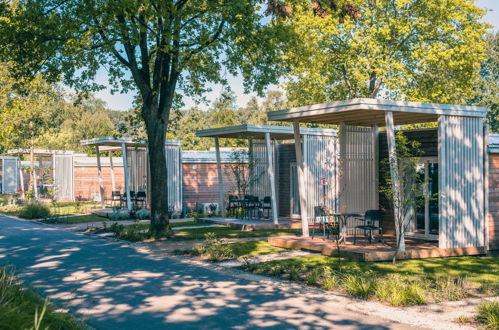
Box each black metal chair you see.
[354,210,383,244]
[261,196,272,219]
[243,195,261,219]
[135,191,146,209]
[227,195,240,218]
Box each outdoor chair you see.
[110,191,121,208]
[243,195,261,219]
[227,195,240,218]
[353,210,383,244]
[261,196,272,219]
[134,191,146,209]
[311,206,327,239]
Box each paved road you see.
[0,216,428,330]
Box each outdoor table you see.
[332,212,363,244]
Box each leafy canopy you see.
[282,0,489,105]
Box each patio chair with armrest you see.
[353,210,383,244]
[243,195,261,220]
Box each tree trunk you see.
[144,107,170,237]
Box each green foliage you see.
[109,210,130,221]
[193,233,234,261]
[136,208,150,220]
[476,300,499,329]
[18,203,50,219]
[469,32,499,133]
[0,266,85,329]
[244,255,498,306]
[282,0,489,105]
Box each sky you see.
[94,0,499,112]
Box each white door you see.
[54,155,74,201]
[290,163,300,216]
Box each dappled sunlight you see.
[0,215,416,329]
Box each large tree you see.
[470,32,498,133]
[282,0,489,105]
[0,1,290,235]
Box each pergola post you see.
[293,121,309,237]
[109,150,116,192]
[372,124,379,209]
[121,142,132,212]
[265,132,279,224]
[96,146,105,208]
[214,137,226,218]
[384,110,404,251]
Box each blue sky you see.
[94,0,498,112]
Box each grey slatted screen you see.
[3,158,18,194]
[54,154,74,201]
[439,115,485,248]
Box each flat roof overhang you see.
[7,149,76,156]
[80,137,181,151]
[268,98,488,127]
[196,124,337,139]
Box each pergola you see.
[7,149,76,200]
[268,98,489,249]
[81,137,183,213]
[196,124,337,228]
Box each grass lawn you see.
[245,255,499,306]
[0,266,85,329]
[42,214,106,224]
[173,227,301,240]
[227,240,289,257]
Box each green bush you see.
[375,275,426,306]
[342,273,376,299]
[202,232,234,261]
[136,208,150,220]
[432,276,469,302]
[0,266,84,329]
[109,209,130,221]
[476,301,499,329]
[18,203,51,219]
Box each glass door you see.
[409,157,438,239]
[290,163,300,216]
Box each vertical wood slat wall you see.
[127,142,183,212]
[303,135,339,222]
[439,115,485,248]
[339,125,377,233]
[54,154,74,201]
[249,140,275,201]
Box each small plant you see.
[375,275,426,306]
[109,209,130,221]
[432,276,469,302]
[305,268,323,286]
[18,203,51,219]
[454,315,470,325]
[201,232,234,261]
[343,272,376,299]
[136,208,150,220]
[476,300,499,329]
[321,267,339,290]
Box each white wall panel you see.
[439,115,485,248]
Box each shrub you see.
[476,301,499,329]
[18,203,50,219]
[0,266,84,329]
[432,276,469,302]
[202,232,234,261]
[109,209,130,221]
[343,273,376,299]
[136,208,150,220]
[375,275,427,306]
